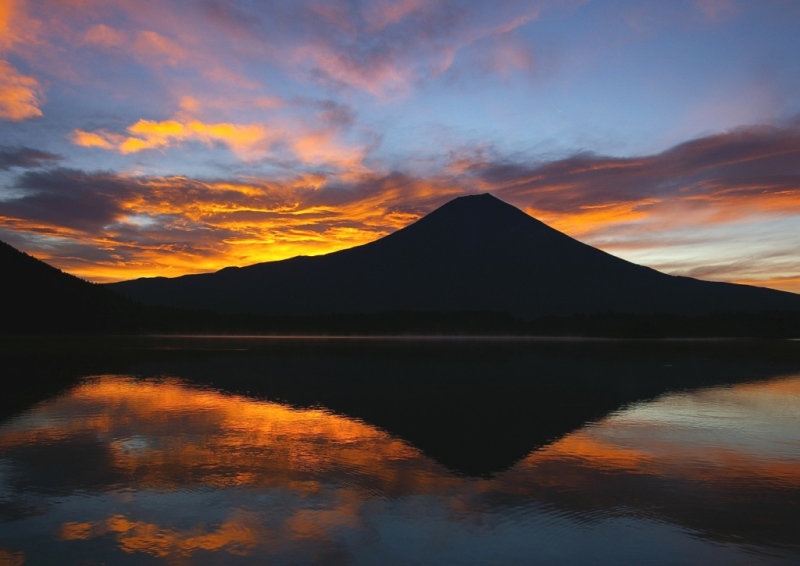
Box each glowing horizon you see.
[1,1,799,291]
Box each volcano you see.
[107,193,800,318]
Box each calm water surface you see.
[0,337,799,564]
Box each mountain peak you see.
[390,192,556,248]
[429,192,520,215]
[447,192,503,204]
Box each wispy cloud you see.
[0,60,45,121]
[694,0,739,22]
[464,124,800,236]
[71,98,374,169]
[0,146,60,170]
[73,119,270,158]
[198,0,544,98]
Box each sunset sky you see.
[1,0,799,291]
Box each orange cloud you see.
[70,129,116,149]
[0,0,27,51]
[0,60,44,120]
[73,118,269,158]
[290,130,366,170]
[72,108,370,167]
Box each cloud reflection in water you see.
[0,374,798,563]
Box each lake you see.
[1,336,799,564]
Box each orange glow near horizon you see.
[7,182,800,294]
[521,198,662,238]
[732,276,800,295]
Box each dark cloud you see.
[465,124,800,216]
[4,168,133,231]
[0,146,61,170]
[8,123,798,242]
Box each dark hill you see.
[0,240,151,334]
[108,194,800,318]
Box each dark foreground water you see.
[1,336,799,565]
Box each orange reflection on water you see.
[3,373,799,561]
[60,512,263,559]
[54,376,430,497]
[516,375,800,490]
[537,433,658,474]
[0,376,445,492]
[0,550,24,566]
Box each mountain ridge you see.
[108,193,800,318]
[1,239,144,333]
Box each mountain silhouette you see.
[0,239,145,334]
[108,193,800,318]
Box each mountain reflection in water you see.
[0,338,799,564]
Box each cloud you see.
[0,164,464,281]
[361,0,427,31]
[0,0,548,135]
[72,119,271,159]
[81,23,128,49]
[197,0,544,98]
[70,131,117,151]
[82,24,191,69]
[0,146,60,170]
[6,122,800,292]
[71,101,373,168]
[3,168,133,232]
[449,124,800,236]
[0,60,45,120]
[0,0,33,51]
[694,0,739,22]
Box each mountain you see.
[0,239,148,334]
[108,193,800,319]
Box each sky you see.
[1,0,799,292]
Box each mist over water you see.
[1,337,799,564]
